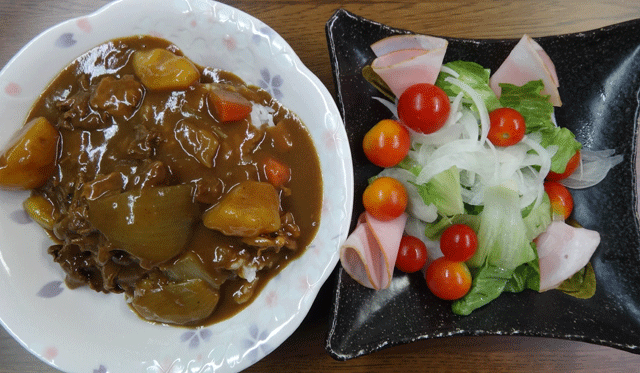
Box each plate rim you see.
[324,8,640,360]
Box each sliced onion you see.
[520,135,553,207]
[460,110,479,141]
[407,116,464,147]
[444,76,490,144]
[440,65,460,78]
[462,182,486,206]
[517,168,541,208]
[372,96,398,118]
[561,149,623,189]
[413,141,435,165]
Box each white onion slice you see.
[372,96,398,118]
[561,149,623,189]
[444,76,490,144]
[520,135,553,208]
[440,65,460,78]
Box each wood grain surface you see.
[2,1,640,372]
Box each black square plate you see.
[325,9,640,360]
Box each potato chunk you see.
[203,181,281,237]
[23,194,56,230]
[0,117,59,189]
[130,278,220,325]
[132,48,200,90]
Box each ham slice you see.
[340,212,408,290]
[489,35,562,106]
[370,34,448,98]
[535,221,600,291]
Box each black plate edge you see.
[324,8,640,361]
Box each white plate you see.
[0,0,353,372]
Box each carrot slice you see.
[208,88,252,122]
[262,156,291,187]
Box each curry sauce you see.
[8,35,323,326]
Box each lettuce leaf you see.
[452,263,512,315]
[362,65,395,100]
[504,256,540,293]
[522,193,552,241]
[423,213,480,241]
[466,184,537,270]
[498,80,554,134]
[452,184,539,315]
[452,249,540,315]
[538,126,582,174]
[397,159,466,219]
[435,61,501,113]
[413,166,465,217]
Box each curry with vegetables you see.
[0,36,323,326]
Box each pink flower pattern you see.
[4,82,21,96]
[76,18,92,33]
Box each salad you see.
[339,34,623,315]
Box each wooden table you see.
[2,1,640,372]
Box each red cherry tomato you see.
[397,83,450,134]
[546,151,581,181]
[396,235,428,273]
[425,257,472,300]
[439,224,478,262]
[363,119,411,167]
[544,181,574,220]
[362,177,408,221]
[487,107,526,147]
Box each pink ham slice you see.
[370,34,448,98]
[489,34,562,106]
[535,221,600,291]
[340,212,408,290]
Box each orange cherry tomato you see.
[439,224,478,262]
[396,235,428,273]
[362,177,407,221]
[544,181,574,220]
[546,150,581,181]
[425,257,472,300]
[487,107,526,147]
[397,83,450,134]
[362,119,411,167]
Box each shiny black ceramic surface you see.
[325,9,640,360]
